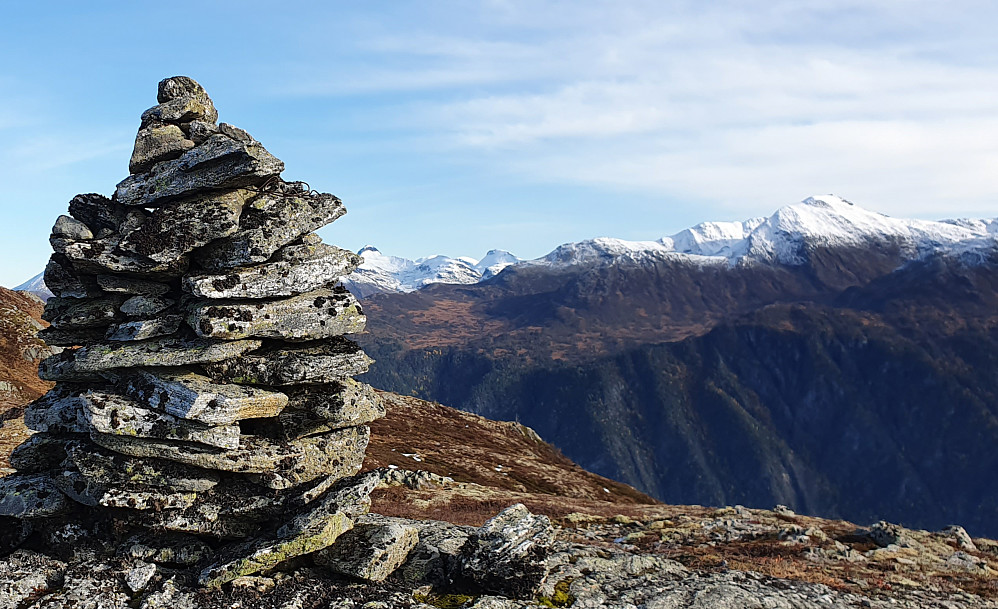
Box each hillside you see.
[358,239,998,537]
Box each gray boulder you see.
[202,337,371,385]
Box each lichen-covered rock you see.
[141,97,218,128]
[0,474,70,518]
[91,426,369,488]
[119,295,175,317]
[45,254,99,299]
[24,383,89,433]
[202,337,371,385]
[72,337,261,371]
[38,349,101,382]
[0,550,67,609]
[65,443,220,492]
[199,512,353,588]
[187,288,365,341]
[43,295,125,329]
[56,471,197,511]
[105,315,183,341]
[130,124,195,173]
[119,368,288,424]
[195,185,345,271]
[183,245,361,299]
[275,380,385,439]
[399,519,474,588]
[118,189,253,262]
[52,235,188,278]
[125,535,212,566]
[282,470,381,533]
[38,326,106,346]
[80,391,241,450]
[96,274,171,296]
[458,504,556,599]
[53,214,94,240]
[67,193,127,234]
[9,433,75,473]
[115,134,283,207]
[318,515,419,582]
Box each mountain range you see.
[10,194,998,537]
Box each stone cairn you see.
[0,76,396,586]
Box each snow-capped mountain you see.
[342,247,522,298]
[540,195,998,268]
[14,196,998,299]
[13,273,52,301]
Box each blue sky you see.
[2,1,998,287]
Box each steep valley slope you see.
[357,244,998,538]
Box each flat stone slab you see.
[64,442,219,492]
[318,515,419,582]
[196,184,345,271]
[276,380,385,439]
[118,189,252,263]
[38,326,105,347]
[135,478,284,539]
[203,337,371,385]
[115,134,283,207]
[282,470,381,533]
[52,235,188,278]
[120,368,288,425]
[129,123,195,173]
[91,426,369,489]
[199,512,353,588]
[120,295,175,317]
[183,244,360,299]
[38,350,101,382]
[24,383,91,434]
[105,315,182,341]
[81,391,241,450]
[187,288,365,341]
[44,254,99,299]
[96,274,171,296]
[56,471,197,511]
[0,474,69,518]
[73,337,262,371]
[43,295,125,329]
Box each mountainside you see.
[356,199,998,538]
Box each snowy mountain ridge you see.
[14,195,998,298]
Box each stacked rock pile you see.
[0,76,393,585]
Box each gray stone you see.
[186,120,218,144]
[96,274,171,296]
[158,76,212,104]
[283,470,382,533]
[114,134,283,207]
[277,380,385,439]
[0,474,69,518]
[183,244,361,299]
[38,350,100,382]
[68,193,127,235]
[941,525,978,552]
[52,235,188,279]
[118,189,253,262]
[52,215,94,240]
[64,443,220,492]
[129,124,194,173]
[195,184,345,271]
[44,255,99,299]
[72,337,262,371]
[38,326,106,346]
[458,504,556,599]
[55,471,197,511]
[199,512,353,588]
[105,315,183,341]
[120,295,175,317]
[9,433,75,473]
[203,337,371,385]
[0,550,66,609]
[80,391,241,450]
[187,288,365,341]
[125,562,157,592]
[29,562,131,609]
[139,576,196,609]
[43,295,125,329]
[140,96,217,128]
[91,426,369,488]
[869,521,916,549]
[219,122,257,144]
[124,535,211,566]
[399,520,474,588]
[24,383,89,433]
[318,515,419,582]
[120,368,288,425]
